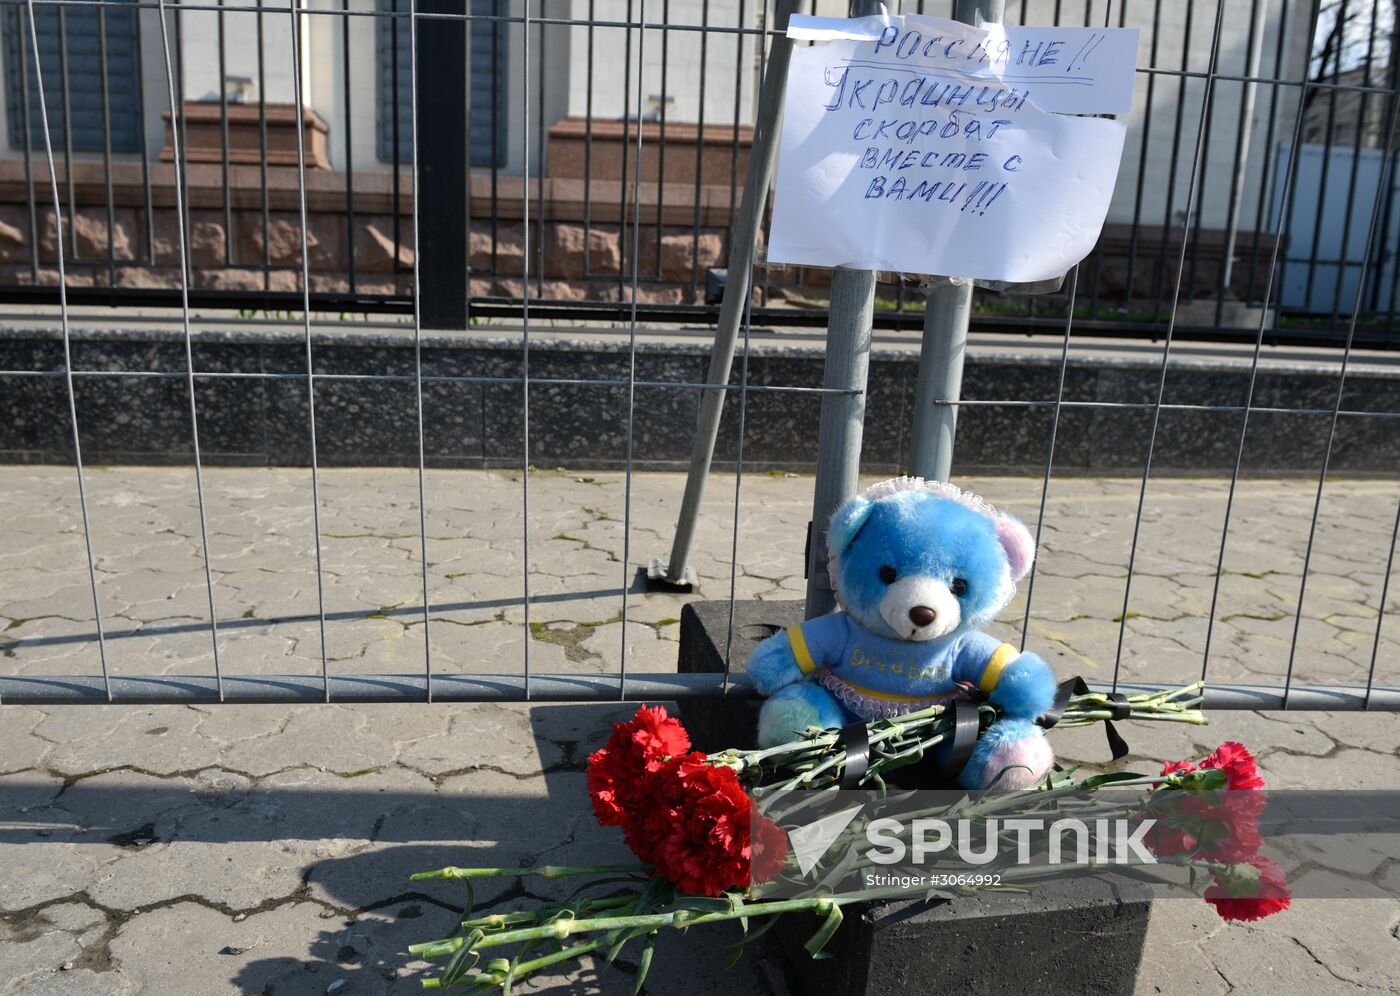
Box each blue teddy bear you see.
[749,477,1057,790]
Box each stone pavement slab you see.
[2,468,1396,693]
[1,467,1398,993]
[0,699,1395,995]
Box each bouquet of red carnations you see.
[407,683,1288,991]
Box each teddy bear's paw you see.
[958,719,1054,791]
[988,652,1057,720]
[748,634,802,694]
[757,685,848,747]
[757,696,819,747]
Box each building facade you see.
[0,0,1386,318]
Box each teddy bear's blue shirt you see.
[786,611,1013,702]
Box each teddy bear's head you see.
[826,478,1035,642]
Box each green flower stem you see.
[414,772,1183,959]
[421,848,1191,977]
[421,938,612,990]
[1058,707,1206,725]
[409,681,1210,987]
[419,896,859,960]
[410,863,648,883]
[712,682,1205,792]
[454,895,639,932]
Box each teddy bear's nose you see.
[909,605,937,628]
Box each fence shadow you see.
[0,586,632,653]
[4,704,690,992]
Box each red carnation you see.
[621,752,709,864]
[1142,815,1196,858]
[1205,855,1291,922]
[1200,741,1265,791]
[750,810,790,884]
[625,752,788,897]
[1189,795,1264,863]
[587,705,691,828]
[1150,743,1267,862]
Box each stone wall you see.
[0,158,748,304]
[0,151,1281,312]
[2,325,1395,475]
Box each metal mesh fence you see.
[0,1,1396,343]
[0,0,1396,709]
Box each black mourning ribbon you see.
[836,698,982,789]
[836,676,1127,789]
[1037,676,1131,761]
[933,700,981,782]
[838,722,870,790]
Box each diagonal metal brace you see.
[648,0,806,592]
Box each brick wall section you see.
[0,157,751,303]
[0,145,1278,308]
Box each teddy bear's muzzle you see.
[880,574,961,640]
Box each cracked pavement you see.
[1,467,1398,993]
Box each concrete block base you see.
[773,878,1150,996]
[1176,297,1277,331]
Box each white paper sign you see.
[767,14,1139,283]
[785,14,1139,115]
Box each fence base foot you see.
[646,557,698,592]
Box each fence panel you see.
[0,0,1396,710]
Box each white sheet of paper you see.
[767,15,1136,283]
[786,14,1139,114]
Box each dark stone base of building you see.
[677,599,1150,996]
[3,323,1397,474]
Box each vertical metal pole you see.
[1219,2,1268,295]
[408,0,435,701]
[804,2,890,619]
[908,276,973,480]
[287,0,331,700]
[23,0,111,701]
[416,0,468,329]
[907,0,1004,483]
[805,265,877,618]
[655,0,803,587]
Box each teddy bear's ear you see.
[995,514,1035,582]
[827,494,874,559]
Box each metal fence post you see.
[804,266,877,617]
[1218,5,1268,299]
[908,276,973,481]
[653,0,804,589]
[905,0,1004,482]
[416,0,468,329]
[803,0,889,619]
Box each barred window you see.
[376,0,508,168]
[4,0,144,154]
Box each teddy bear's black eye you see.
[950,578,968,597]
[878,565,897,585]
